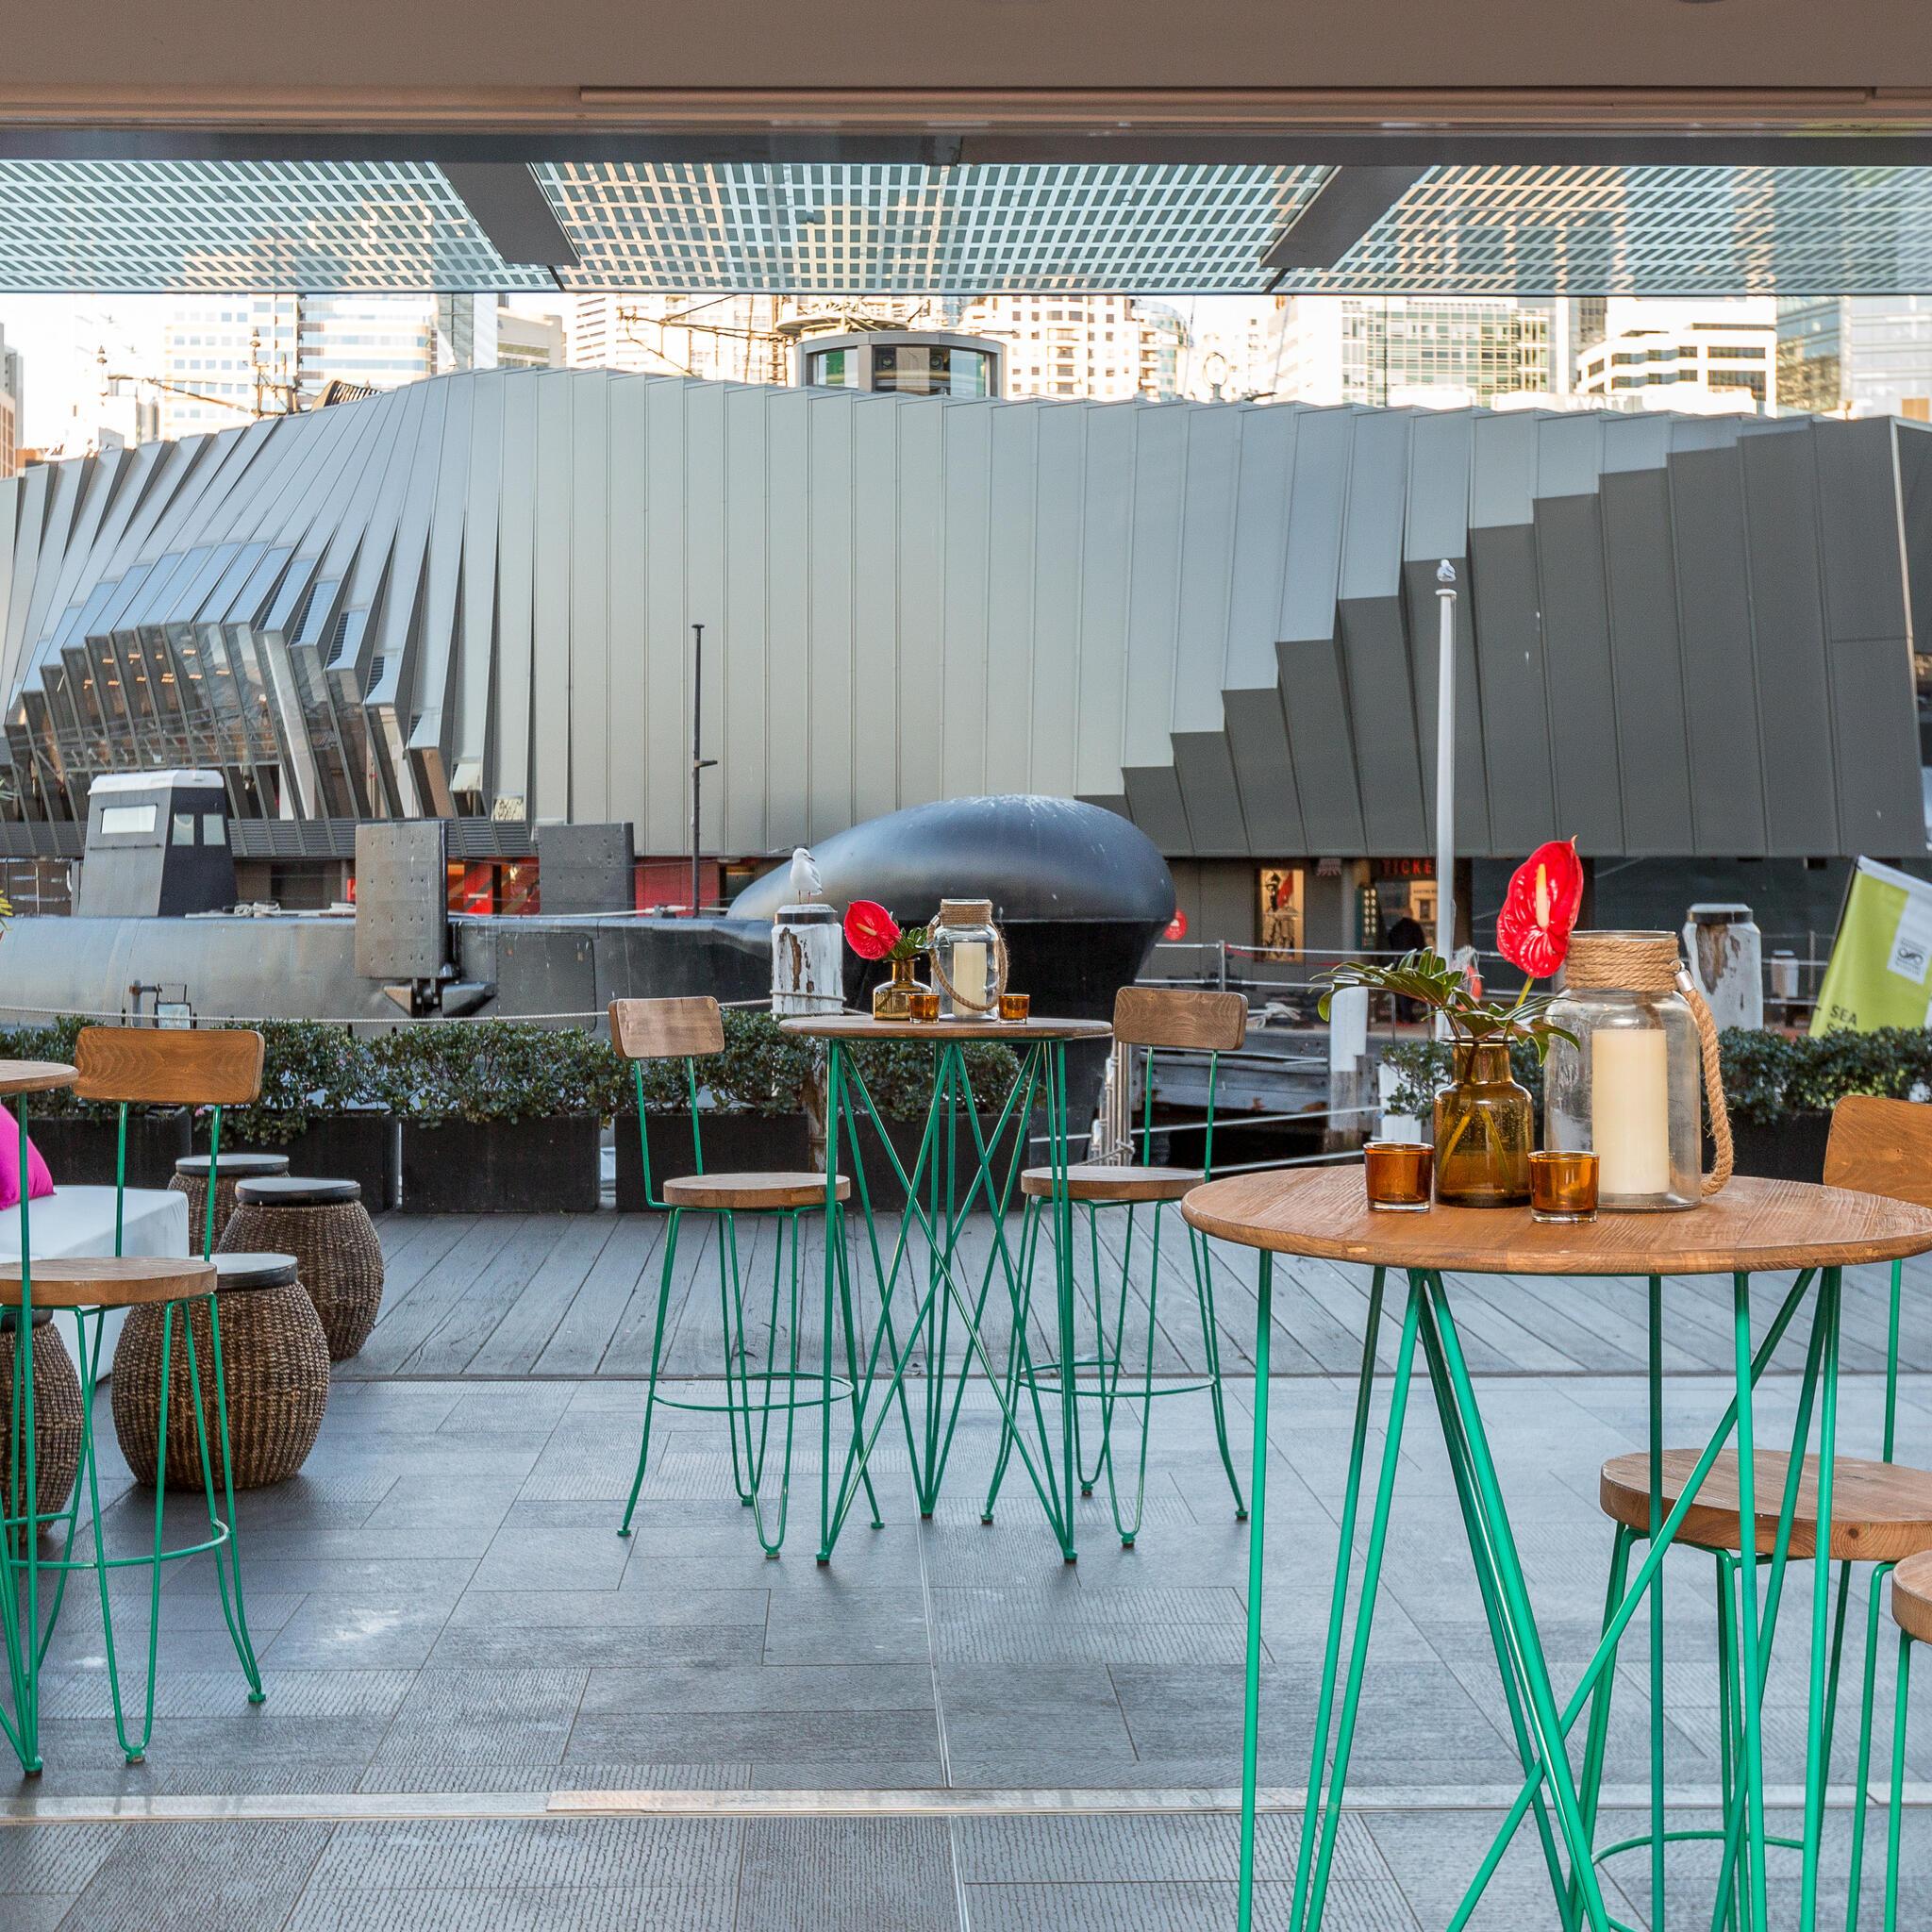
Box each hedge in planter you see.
[375,1022,618,1212]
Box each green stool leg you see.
[618,1208,684,1538]
[1570,1525,1636,1931]
[178,1298,263,1697]
[1885,1628,1911,1932]
[1191,1227,1248,1519]
[1846,1564,1896,1931]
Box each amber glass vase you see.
[1432,1041,1533,1208]
[872,955,930,1023]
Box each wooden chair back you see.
[608,996,724,1063]
[1825,1095,1932,1212]
[73,1026,263,1108]
[1112,987,1248,1054]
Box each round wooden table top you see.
[1180,1166,1932,1277]
[0,1059,77,1098]
[781,1014,1113,1043]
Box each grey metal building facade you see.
[0,369,1925,877]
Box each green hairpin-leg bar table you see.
[781,1014,1112,1564]
[1181,1166,1932,1932]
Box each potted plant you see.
[614,1009,816,1210]
[193,1020,398,1208]
[1319,841,1581,1206]
[843,899,934,1021]
[1716,1025,1932,1182]
[379,1023,610,1213]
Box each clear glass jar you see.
[931,898,1000,1020]
[1434,1041,1533,1208]
[1544,971,1702,1212]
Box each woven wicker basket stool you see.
[0,1307,83,1529]
[170,1152,291,1254]
[220,1175,383,1361]
[111,1252,330,1491]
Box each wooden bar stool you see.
[983,987,1250,1544]
[608,998,877,1557]
[1575,1093,1932,1924]
[11,1027,275,1767]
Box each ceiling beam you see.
[1261,166,1424,280]
[440,161,577,269]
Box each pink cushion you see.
[0,1104,54,1210]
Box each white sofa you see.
[25,1184,190,1373]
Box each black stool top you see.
[176,1153,291,1182]
[0,1306,55,1330]
[210,1251,301,1291]
[234,1175,362,1208]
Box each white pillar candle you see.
[1591,1027,1671,1198]
[953,940,988,1010]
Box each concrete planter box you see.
[398,1116,600,1213]
[201,1115,399,1210]
[615,1113,814,1211]
[33,1110,192,1189]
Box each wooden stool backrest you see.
[1824,1094,1932,1211]
[608,997,724,1063]
[74,1026,263,1108]
[1112,987,1248,1054]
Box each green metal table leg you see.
[1730,1272,1771,1932]
[1650,1271,1667,1932]
[1292,1271,1424,1932]
[1421,1276,1611,1932]
[1800,1266,1843,1926]
[1051,1041,1078,1560]
[1236,1247,1274,1932]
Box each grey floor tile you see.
[62,1820,333,1931]
[736,1816,958,1931]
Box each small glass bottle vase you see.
[931,898,999,1020]
[1543,980,1701,1211]
[872,955,930,1023]
[1433,1041,1534,1208]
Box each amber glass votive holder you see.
[1529,1149,1599,1224]
[907,991,941,1023]
[1363,1140,1433,1212]
[998,992,1030,1024]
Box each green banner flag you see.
[1810,857,1932,1036]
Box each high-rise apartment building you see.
[495,310,566,372]
[1576,299,1776,414]
[1776,296,1932,419]
[954,293,1183,400]
[0,325,20,476]
[1270,297,1555,408]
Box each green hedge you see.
[0,1011,1024,1130]
[1384,1026,1932,1128]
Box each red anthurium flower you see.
[1496,839,1584,977]
[843,899,902,962]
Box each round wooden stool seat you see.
[0,1257,215,1309]
[176,1154,291,1183]
[1601,1449,1932,1563]
[660,1172,852,1211]
[1019,1162,1202,1204]
[1891,1550,1932,1644]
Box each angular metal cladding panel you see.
[893,395,944,814]
[1170,731,1247,858]
[491,370,541,816]
[809,388,860,840]
[939,395,991,807]
[1738,425,1840,856]
[1599,465,1694,856]
[1122,762,1191,855]
[528,371,577,824]
[1173,403,1242,741]
[1074,403,1137,804]
[1026,402,1085,803]
[1532,491,1624,854]
[641,375,691,850]
[721,382,770,853]
[851,393,904,827]
[453,370,508,795]
[1122,403,1186,776]
[1336,410,1424,854]
[1818,416,1913,646]
[567,368,614,824]
[683,378,731,843]
[984,400,1040,800]
[1668,441,1767,856]
[1829,637,1922,855]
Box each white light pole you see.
[1434,559,1457,962]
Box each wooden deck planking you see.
[355,1209,1932,1382]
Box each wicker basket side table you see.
[0,1307,83,1529]
[170,1152,291,1255]
[111,1252,330,1491]
[221,1175,383,1360]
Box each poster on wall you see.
[1809,857,1932,1034]
[1257,866,1303,954]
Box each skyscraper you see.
[1270,297,1554,408]
[0,325,21,475]
[1577,299,1776,414]
[1776,297,1932,419]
